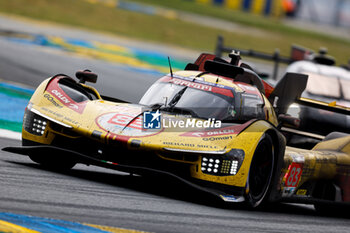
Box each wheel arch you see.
[265,128,286,202]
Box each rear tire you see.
[29,153,76,170]
[245,134,275,208]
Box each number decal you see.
[285,163,303,187]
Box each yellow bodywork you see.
[23,73,277,189]
[280,137,350,199]
[22,72,350,201]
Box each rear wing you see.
[268,72,308,115]
[215,36,314,80]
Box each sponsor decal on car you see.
[168,78,212,91]
[180,127,236,137]
[202,136,233,141]
[180,120,254,137]
[162,142,195,147]
[96,111,161,137]
[199,129,235,137]
[43,94,63,108]
[45,78,87,113]
[108,113,143,129]
[162,141,218,149]
[282,187,296,197]
[219,195,245,202]
[296,189,307,196]
[161,76,234,97]
[39,106,80,126]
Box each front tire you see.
[245,134,275,207]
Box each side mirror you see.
[278,114,300,129]
[76,69,98,84]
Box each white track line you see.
[0,129,21,141]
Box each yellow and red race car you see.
[3,52,350,211]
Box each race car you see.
[286,59,350,136]
[215,36,350,143]
[3,52,350,211]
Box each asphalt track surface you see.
[1,16,350,233]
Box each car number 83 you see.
[285,163,303,187]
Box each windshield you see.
[305,72,341,99]
[140,82,234,120]
[304,72,350,103]
[139,80,266,121]
[340,79,350,101]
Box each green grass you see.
[130,0,346,40]
[130,0,290,30]
[0,0,349,64]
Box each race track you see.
[0,29,159,103]
[2,137,350,233]
[0,16,349,233]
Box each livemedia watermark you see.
[143,110,222,130]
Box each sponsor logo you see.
[169,78,212,91]
[96,112,160,137]
[181,128,235,137]
[51,89,70,104]
[282,187,296,197]
[51,89,79,110]
[45,77,87,113]
[108,113,142,129]
[221,195,237,201]
[162,142,218,149]
[44,94,62,108]
[219,195,242,202]
[163,142,195,147]
[202,136,233,141]
[296,189,307,196]
[163,76,234,97]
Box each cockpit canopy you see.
[139,75,266,122]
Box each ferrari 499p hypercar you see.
[3,52,350,211]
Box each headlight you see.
[23,108,47,136]
[201,149,245,176]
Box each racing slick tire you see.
[245,134,275,208]
[29,153,76,170]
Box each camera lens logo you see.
[143,110,161,129]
